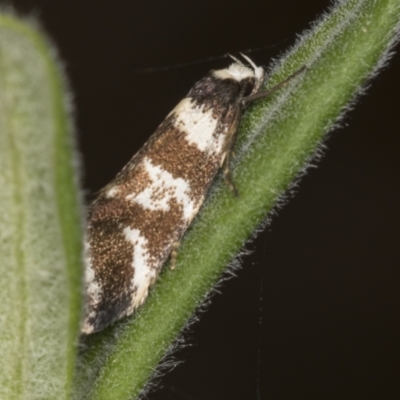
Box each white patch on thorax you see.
[126,157,196,221]
[172,98,220,153]
[123,227,156,307]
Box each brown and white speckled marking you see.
[82,56,304,334]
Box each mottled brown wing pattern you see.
[82,58,266,334]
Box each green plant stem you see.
[74,1,400,399]
[0,13,83,400]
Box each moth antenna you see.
[243,65,307,104]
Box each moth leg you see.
[222,111,241,197]
[170,240,180,270]
[223,150,239,197]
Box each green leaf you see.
[74,0,400,399]
[0,12,83,400]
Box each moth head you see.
[212,54,265,98]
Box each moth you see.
[82,55,305,334]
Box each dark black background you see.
[7,1,400,399]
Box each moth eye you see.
[243,79,255,97]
